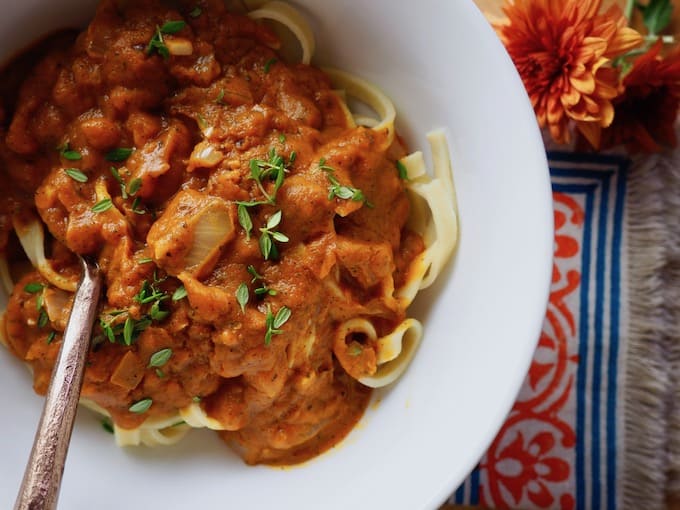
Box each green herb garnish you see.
[247,148,294,204]
[396,160,409,180]
[189,6,202,18]
[127,178,142,196]
[237,204,253,240]
[236,283,249,313]
[135,279,168,305]
[148,348,173,368]
[215,89,225,105]
[24,282,44,294]
[102,419,114,434]
[65,168,88,183]
[264,58,277,73]
[172,285,188,301]
[264,305,291,345]
[37,309,49,328]
[46,331,57,344]
[258,210,289,260]
[320,159,367,203]
[92,198,113,213]
[146,21,187,59]
[247,265,276,296]
[128,398,153,414]
[149,300,170,321]
[105,147,134,162]
[131,197,146,215]
[59,143,82,161]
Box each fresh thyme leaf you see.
[109,166,123,184]
[263,305,290,345]
[24,282,44,294]
[192,396,202,403]
[172,285,188,301]
[102,419,114,434]
[109,167,129,199]
[146,21,186,59]
[247,149,295,204]
[637,0,674,36]
[258,210,288,260]
[150,300,169,321]
[46,331,57,344]
[127,177,142,196]
[59,143,82,161]
[259,233,273,260]
[102,321,116,343]
[237,203,253,240]
[92,198,113,213]
[37,309,49,328]
[149,348,173,368]
[156,369,165,378]
[266,210,282,229]
[161,20,186,34]
[135,280,167,305]
[321,160,368,204]
[236,282,249,313]
[36,292,44,311]
[278,133,286,143]
[189,6,202,18]
[396,160,409,180]
[123,317,135,345]
[264,57,277,73]
[215,89,225,104]
[247,265,263,282]
[105,147,134,162]
[135,317,153,332]
[271,231,289,243]
[131,197,146,214]
[129,398,153,414]
[273,306,291,329]
[196,113,208,130]
[138,257,153,264]
[65,168,88,183]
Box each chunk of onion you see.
[147,190,235,278]
[184,206,234,272]
[43,287,73,330]
[166,38,194,56]
[188,141,224,171]
[12,216,77,292]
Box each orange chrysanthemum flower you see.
[593,40,680,153]
[496,0,643,144]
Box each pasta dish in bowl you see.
[0,0,552,508]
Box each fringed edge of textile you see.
[622,153,672,509]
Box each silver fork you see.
[14,256,102,510]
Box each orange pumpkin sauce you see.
[0,0,423,465]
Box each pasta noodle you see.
[0,0,458,463]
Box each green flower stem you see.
[625,0,635,21]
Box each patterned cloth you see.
[450,152,630,510]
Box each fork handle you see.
[14,259,101,510]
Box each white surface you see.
[0,1,553,509]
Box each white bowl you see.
[0,1,552,509]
